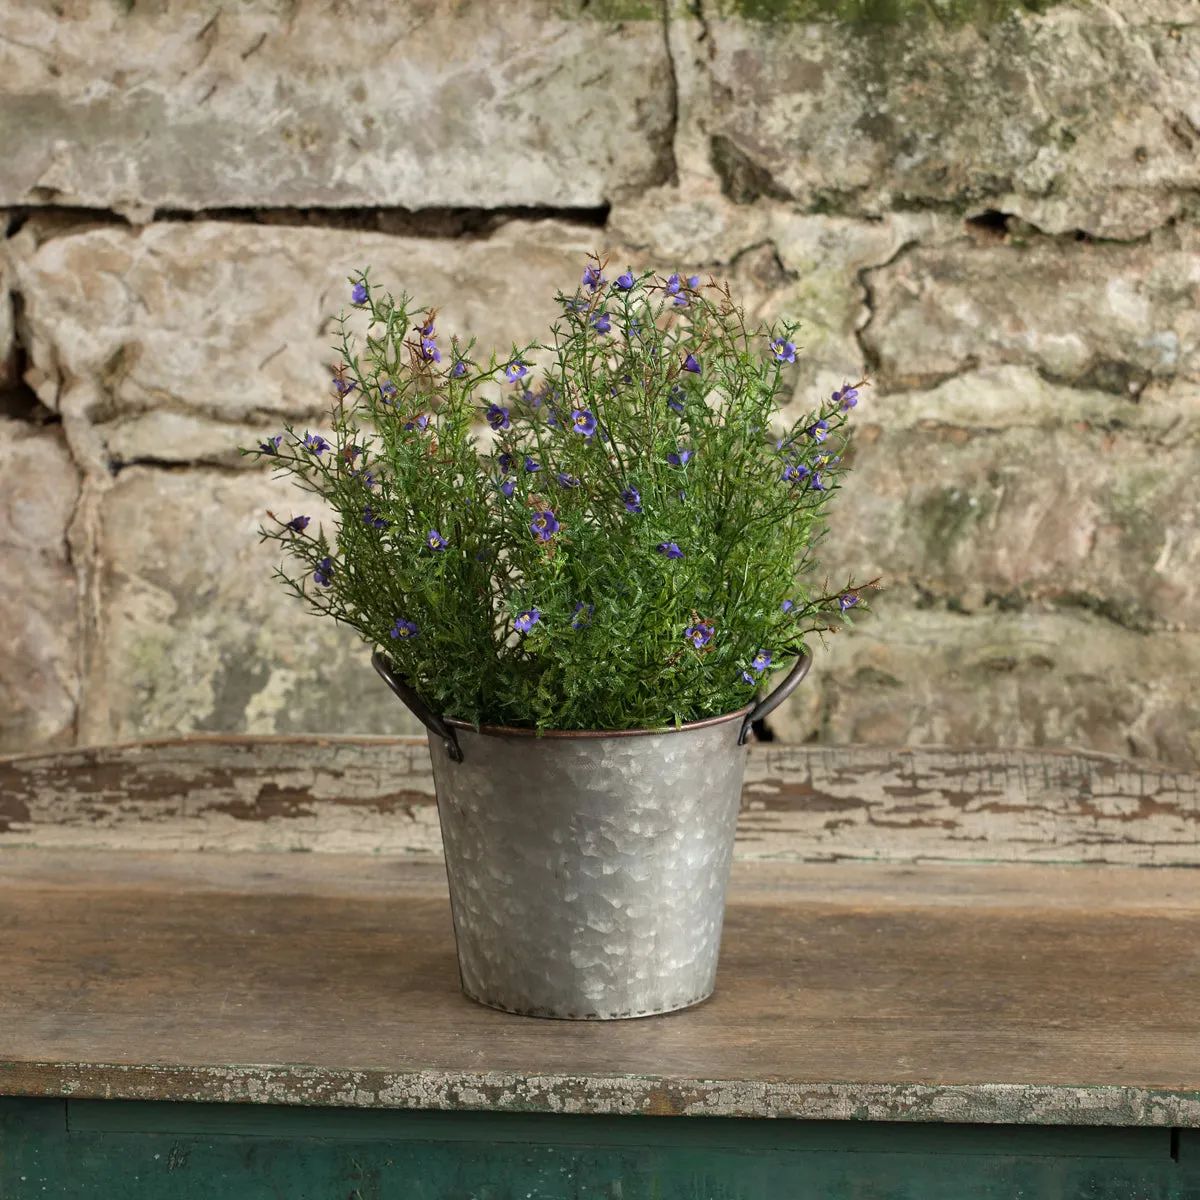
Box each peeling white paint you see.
[8,1062,1200,1127]
[2,739,1195,865]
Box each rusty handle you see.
[372,652,463,763]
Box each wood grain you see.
[2,850,1200,1124]
[1,736,1197,864]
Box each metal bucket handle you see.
[737,650,814,746]
[372,652,464,763]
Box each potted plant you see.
[246,255,869,1020]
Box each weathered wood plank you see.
[2,852,1200,1125]
[1,737,1197,864]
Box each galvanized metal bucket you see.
[372,652,812,1020]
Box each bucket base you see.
[459,985,715,1021]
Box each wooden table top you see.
[3,848,1199,1126]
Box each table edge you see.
[4,1062,1200,1127]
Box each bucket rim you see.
[441,703,755,740]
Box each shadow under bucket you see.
[373,652,812,1020]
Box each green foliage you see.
[243,257,870,731]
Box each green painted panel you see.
[3,1098,1200,1200]
[64,1101,1173,1158]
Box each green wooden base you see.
[3,1098,1199,1200]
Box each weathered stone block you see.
[0,419,81,752]
[770,605,1200,769]
[12,218,604,472]
[820,370,1200,633]
[861,227,1200,394]
[610,196,955,405]
[698,3,1200,239]
[0,1,672,213]
[81,466,423,744]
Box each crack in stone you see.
[0,293,59,425]
[106,457,248,477]
[906,578,1170,636]
[2,204,612,245]
[156,203,614,237]
[658,0,682,188]
[963,208,1159,248]
[61,449,90,749]
[853,237,920,384]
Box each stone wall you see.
[1,0,1197,765]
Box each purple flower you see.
[427,529,448,550]
[834,384,859,410]
[667,273,682,295]
[451,361,467,378]
[313,557,333,587]
[529,510,560,541]
[500,478,516,498]
[667,448,692,467]
[657,541,683,558]
[592,312,612,335]
[258,435,282,454]
[380,381,398,403]
[667,386,686,414]
[497,453,513,474]
[684,621,713,648]
[363,504,389,530]
[687,274,700,288]
[421,338,441,363]
[514,609,540,633]
[286,515,310,533]
[616,271,635,290]
[839,593,859,612]
[573,409,597,436]
[682,353,701,375]
[404,414,429,431]
[556,472,579,488]
[486,403,510,431]
[621,487,642,514]
[572,602,595,629]
[524,456,540,473]
[808,420,830,443]
[751,651,772,674]
[420,318,435,338]
[389,618,419,641]
[303,433,329,455]
[333,376,357,397]
[351,282,368,305]
[782,599,795,613]
[771,338,796,363]
[811,472,825,491]
[505,361,528,383]
[741,670,755,684]
[582,264,605,292]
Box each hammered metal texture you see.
[427,716,749,1020]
